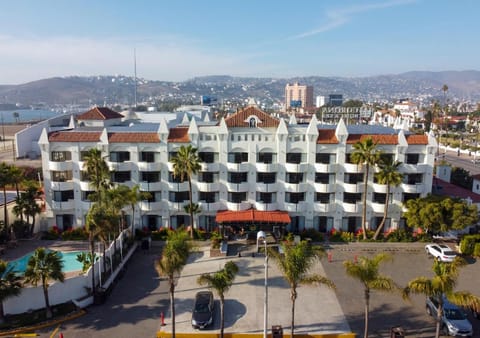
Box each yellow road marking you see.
[50,324,60,338]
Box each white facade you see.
[38,105,436,234]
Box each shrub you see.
[386,229,414,242]
[328,230,354,243]
[210,231,222,249]
[193,227,207,240]
[150,228,169,241]
[459,234,480,255]
[300,228,324,242]
[474,243,480,257]
[61,227,88,240]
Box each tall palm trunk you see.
[169,277,176,338]
[435,304,442,338]
[2,187,8,233]
[0,303,6,323]
[373,185,390,240]
[90,236,96,296]
[220,296,225,338]
[42,278,52,318]
[364,288,370,338]
[188,177,194,238]
[361,165,369,240]
[130,205,136,239]
[291,290,297,338]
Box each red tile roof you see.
[108,132,159,143]
[317,130,338,144]
[406,134,428,145]
[434,177,480,203]
[77,107,124,120]
[168,127,190,143]
[216,210,291,224]
[347,134,398,144]
[48,131,102,142]
[224,106,280,128]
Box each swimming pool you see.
[6,250,87,275]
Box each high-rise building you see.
[329,94,343,107]
[285,82,313,109]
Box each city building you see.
[38,104,436,234]
[316,95,327,108]
[285,82,313,110]
[329,94,343,107]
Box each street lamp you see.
[257,231,268,338]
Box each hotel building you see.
[285,82,314,109]
[38,104,436,234]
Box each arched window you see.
[249,117,257,128]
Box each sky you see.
[0,0,478,84]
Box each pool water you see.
[6,250,87,275]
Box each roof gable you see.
[224,106,280,128]
[77,107,124,120]
[406,134,428,145]
[317,129,338,144]
[168,127,190,143]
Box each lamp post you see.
[257,231,268,338]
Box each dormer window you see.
[249,117,257,128]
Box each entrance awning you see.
[216,210,291,224]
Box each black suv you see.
[191,291,214,329]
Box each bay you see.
[0,109,62,124]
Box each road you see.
[438,149,480,175]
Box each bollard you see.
[59,333,64,338]
[160,312,166,326]
[354,254,358,264]
[327,250,333,263]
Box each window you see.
[53,190,74,202]
[168,152,178,161]
[345,173,364,184]
[81,191,94,201]
[141,171,160,182]
[406,153,420,164]
[198,152,217,163]
[198,172,218,183]
[80,151,90,161]
[109,151,130,162]
[228,172,248,183]
[258,152,275,163]
[257,172,276,184]
[344,193,361,204]
[169,191,189,203]
[51,171,72,182]
[228,192,247,203]
[404,174,422,184]
[315,193,332,203]
[345,153,354,163]
[199,192,218,203]
[373,193,386,204]
[51,151,71,162]
[228,152,248,163]
[168,171,183,183]
[140,152,156,162]
[286,172,304,184]
[315,153,331,164]
[403,193,420,203]
[111,171,131,183]
[380,153,394,163]
[249,117,257,128]
[256,192,275,203]
[285,192,305,203]
[315,173,330,184]
[286,152,302,164]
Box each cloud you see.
[289,0,416,40]
[0,34,274,84]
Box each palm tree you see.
[83,148,110,203]
[404,258,480,338]
[171,145,201,238]
[156,230,192,338]
[351,137,382,239]
[0,163,11,233]
[269,238,335,337]
[17,180,42,236]
[24,248,65,319]
[197,261,239,338]
[0,260,23,323]
[372,159,403,240]
[184,203,201,237]
[124,185,151,237]
[344,253,397,338]
[85,203,106,296]
[12,112,19,123]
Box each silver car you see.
[426,295,473,337]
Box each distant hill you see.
[0,71,479,107]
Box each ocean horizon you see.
[0,109,62,124]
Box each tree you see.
[351,137,382,239]
[372,159,403,240]
[83,148,110,203]
[13,180,42,236]
[171,145,201,238]
[12,112,19,123]
[0,163,11,233]
[124,185,151,237]
[156,230,192,338]
[23,248,65,319]
[197,261,239,338]
[404,259,480,338]
[404,195,478,235]
[0,260,22,323]
[269,238,335,337]
[344,253,397,338]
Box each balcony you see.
[371,202,385,213]
[343,202,362,213]
[284,162,308,173]
[402,163,429,173]
[165,181,189,191]
[254,201,278,211]
[200,163,220,171]
[314,163,336,172]
[313,203,335,213]
[48,161,73,171]
[226,162,249,172]
[51,200,75,210]
[256,182,278,193]
[50,181,74,191]
[140,201,164,211]
[137,162,162,171]
[283,202,307,212]
[226,201,251,211]
[343,163,362,173]
[283,182,309,193]
[79,200,93,210]
[401,183,424,193]
[166,200,188,211]
[225,182,250,192]
[139,181,163,191]
[198,201,225,212]
[78,181,91,191]
[196,182,220,192]
[372,183,388,193]
[107,161,132,172]
[255,162,278,172]
[313,182,335,193]
[343,183,363,193]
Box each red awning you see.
[216,210,291,224]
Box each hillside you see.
[0,71,479,107]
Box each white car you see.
[425,244,457,262]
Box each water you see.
[0,109,61,124]
[6,250,87,275]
